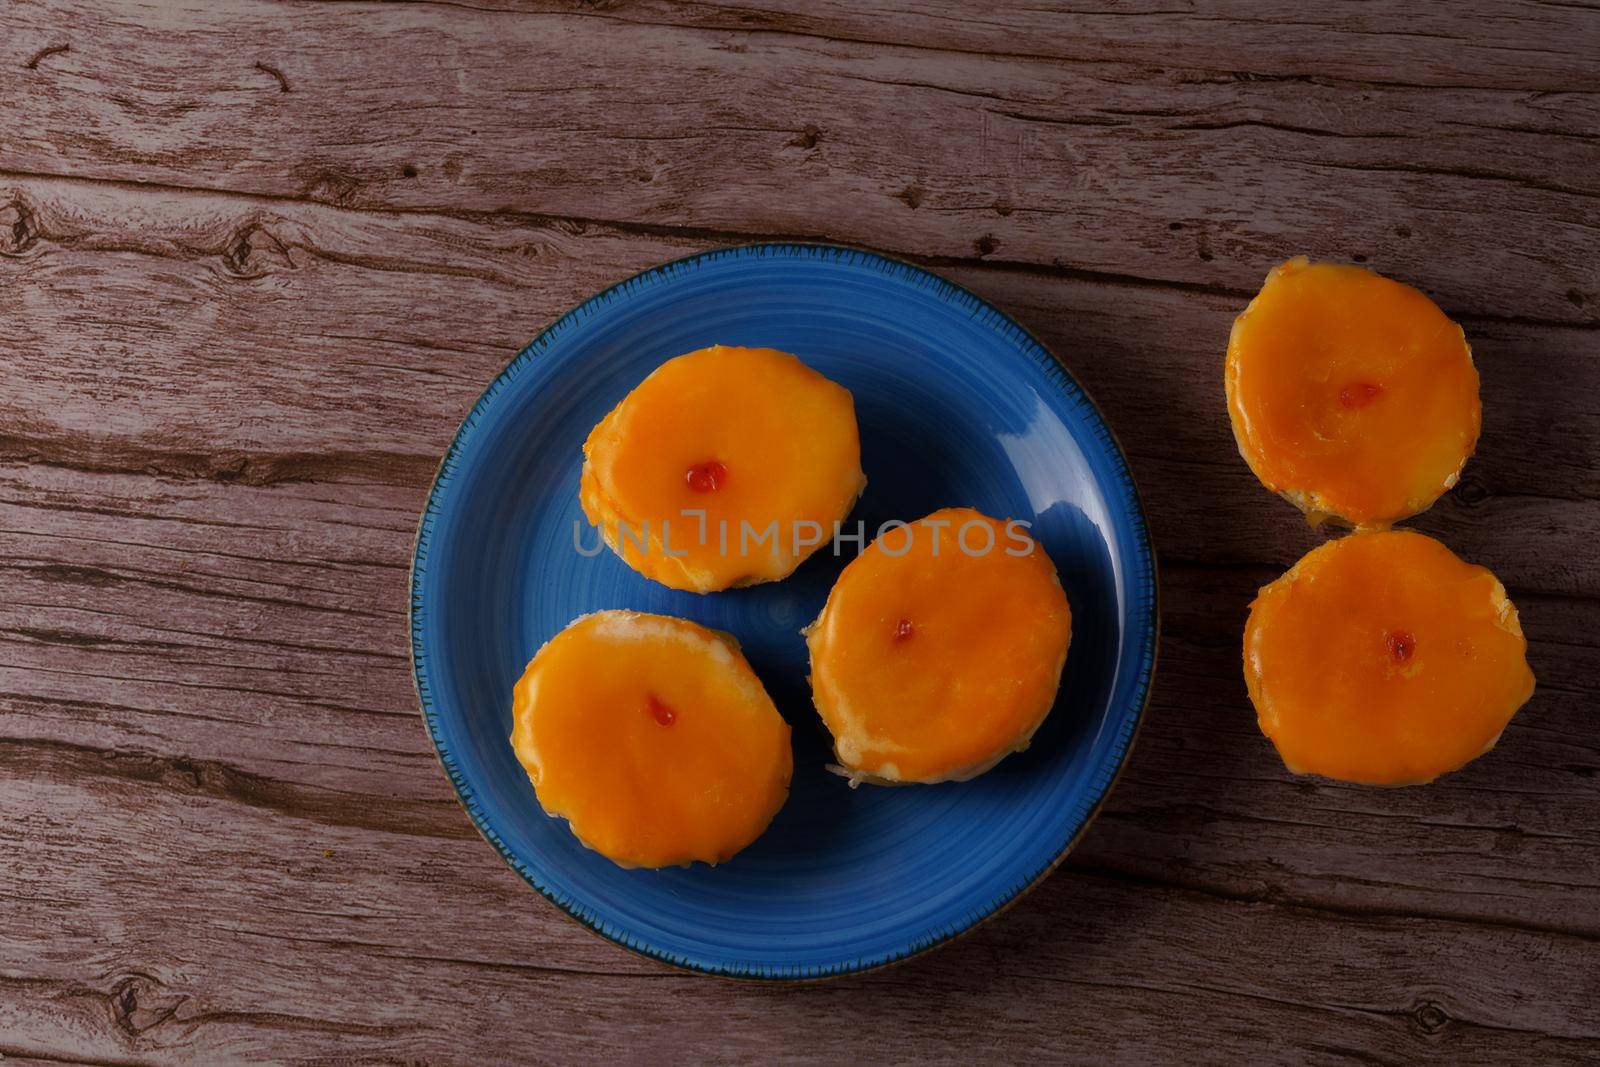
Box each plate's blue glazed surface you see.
[410,244,1157,979]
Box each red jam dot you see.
[893,618,914,643]
[1339,382,1383,409]
[646,694,676,726]
[685,460,727,493]
[1385,630,1416,663]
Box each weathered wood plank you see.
[402,0,1600,91]
[3,0,1597,326]
[2,766,1597,1065]
[4,171,1595,486]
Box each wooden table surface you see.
[3,1,1598,1063]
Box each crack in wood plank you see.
[0,736,470,841]
[0,433,438,490]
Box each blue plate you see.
[410,244,1157,979]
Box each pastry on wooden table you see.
[1226,257,1480,528]
[805,507,1072,785]
[510,610,793,868]
[581,344,865,592]
[1244,530,1535,786]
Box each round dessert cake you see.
[1244,530,1535,785]
[1226,258,1481,528]
[509,610,793,868]
[581,344,865,592]
[805,507,1073,784]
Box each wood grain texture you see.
[2,1,1598,1063]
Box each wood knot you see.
[787,124,821,150]
[973,233,1000,257]
[222,224,293,278]
[0,199,40,255]
[1413,1000,1450,1035]
[109,972,186,1037]
[164,755,210,791]
[212,454,251,481]
[1454,474,1489,508]
[895,185,925,210]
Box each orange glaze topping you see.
[1226,258,1480,527]
[509,611,792,868]
[805,508,1073,784]
[1244,530,1535,785]
[581,345,865,593]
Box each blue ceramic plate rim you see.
[409,242,1159,980]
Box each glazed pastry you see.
[805,507,1072,784]
[1244,530,1535,785]
[581,345,865,592]
[1226,258,1480,527]
[510,610,792,868]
